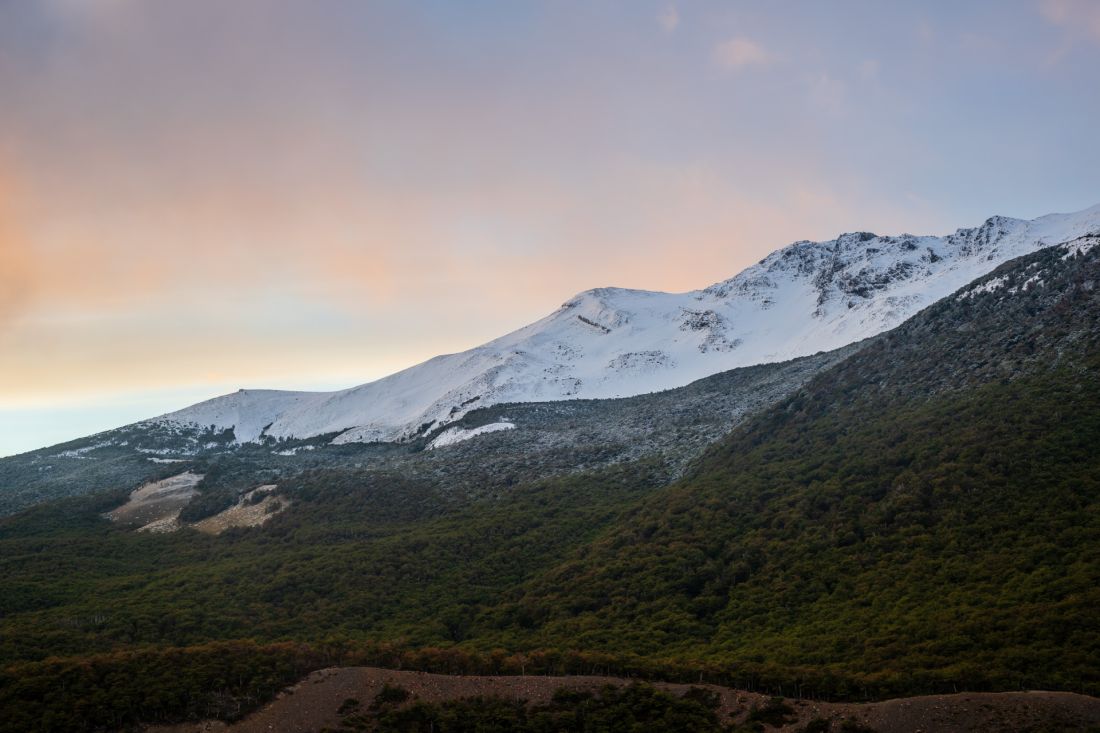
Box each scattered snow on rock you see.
[1062,234,1099,260]
[53,441,113,459]
[960,275,1009,299]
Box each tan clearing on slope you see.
[192,485,289,534]
[107,471,203,530]
[107,474,288,535]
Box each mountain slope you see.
[493,237,1100,692]
[2,239,1097,680]
[151,204,1100,445]
[0,347,855,516]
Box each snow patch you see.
[53,441,112,458]
[272,445,317,456]
[960,275,1009,299]
[1011,273,1045,294]
[428,422,516,450]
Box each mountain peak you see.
[150,204,1100,446]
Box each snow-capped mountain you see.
[152,204,1100,445]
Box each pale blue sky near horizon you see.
[1,0,1099,456]
[0,378,357,458]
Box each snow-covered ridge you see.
[958,233,1100,301]
[150,203,1100,446]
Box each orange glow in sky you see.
[1,1,1098,454]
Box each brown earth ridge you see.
[147,666,1100,733]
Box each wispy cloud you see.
[1038,0,1100,41]
[858,58,879,81]
[712,36,774,70]
[807,72,847,116]
[657,4,679,32]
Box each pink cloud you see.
[807,72,847,116]
[712,37,774,70]
[657,4,679,32]
[1039,0,1100,41]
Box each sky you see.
[1,0,1099,456]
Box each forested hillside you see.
[1,242,1098,730]
[502,241,1100,694]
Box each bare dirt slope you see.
[107,471,203,530]
[192,485,288,534]
[148,667,1100,733]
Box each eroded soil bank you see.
[147,666,1100,733]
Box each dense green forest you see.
[500,244,1100,695]
[0,641,859,733]
[507,359,1100,695]
[1,245,1098,729]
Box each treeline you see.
[0,636,1075,732]
[0,641,321,733]
[0,641,754,732]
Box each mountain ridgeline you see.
[134,204,1100,444]
[0,218,1099,730]
[3,204,1098,517]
